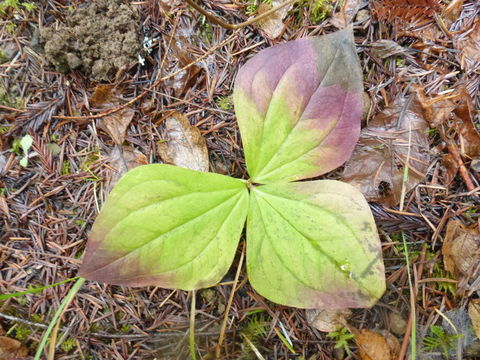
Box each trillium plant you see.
[80,28,386,309]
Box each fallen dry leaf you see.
[469,300,480,340]
[455,19,480,71]
[157,112,209,172]
[417,88,480,186]
[306,308,351,332]
[330,0,361,29]
[107,145,148,191]
[452,100,480,158]
[90,85,136,145]
[388,312,408,336]
[97,107,135,145]
[257,0,294,39]
[370,39,412,59]
[0,195,9,217]
[342,94,430,206]
[443,219,480,281]
[0,336,28,360]
[355,329,400,360]
[89,84,114,107]
[442,153,460,185]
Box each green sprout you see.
[422,325,462,358]
[326,327,354,356]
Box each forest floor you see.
[0,0,479,359]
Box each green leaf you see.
[234,27,363,183]
[247,180,385,308]
[20,134,33,154]
[79,164,249,290]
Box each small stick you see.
[185,0,298,30]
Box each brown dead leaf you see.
[107,146,148,191]
[453,100,480,158]
[442,153,460,185]
[455,19,480,71]
[306,309,351,332]
[370,40,412,59]
[97,108,135,145]
[388,312,408,336]
[469,300,480,340]
[89,85,114,107]
[443,219,480,281]
[0,336,28,360]
[157,112,209,172]
[330,0,361,29]
[257,0,294,39]
[0,195,9,217]
[90,85,135,145]
[355,329,400,360]
[342,94,430,206]
[418,88,480,185]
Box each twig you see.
[185,0,298,30]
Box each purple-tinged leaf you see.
[79,164,249,289]
[247,180,385,309]
[234,27,363,183]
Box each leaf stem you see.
[216,242,245,358]
[189,290,197,360]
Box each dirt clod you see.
[41,0,141,81]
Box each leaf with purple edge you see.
[247,180,385,309]
[234,27,363,183]
[79,164,249,290]
[78,28,386,312]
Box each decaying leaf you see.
[354,328,400,360]
[370,40,412,59]
[443,219,480,281]
[97,108,135,145]
[388,312,407,336]
[234,27,364,183]
[469,300,480,340]
[107,146,148,191]
[455,19,480,71]
[257,0,294,39]
[157,112,209,172]
[0,336,28,360]
[330,0,362,29]
[90,85,135,145]
[248,180,385,308]
[306,308,351,332]
[342,94,430,206]
[0,195,9,217]
[164,23,202,97]
[89,84,114,107]
[418,88,480,186]
[79,165,249,288]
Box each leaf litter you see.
[342,92,430,206]
[1,0,480,358]
[157,112,209,172]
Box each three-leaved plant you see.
[79,28,386,309]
